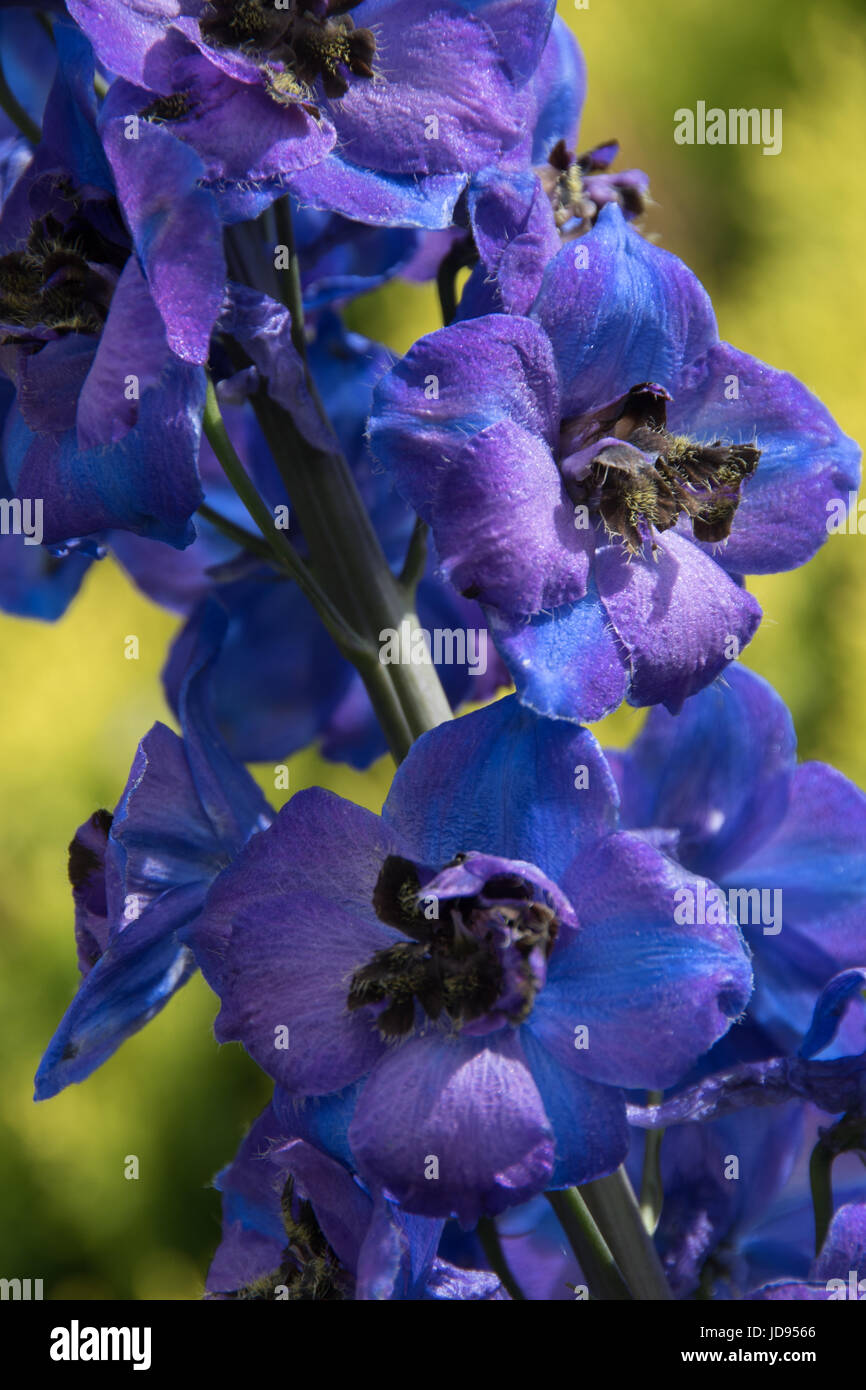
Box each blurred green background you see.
[1,0,864,1298]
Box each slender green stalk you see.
[546,1189,631,1300]
[273,198,310,367]
[477,1218,525,1301]
[223,200,453,760]
[581,1167,672,1300]
[809,1140,835,1255]
[639,1092,665,1235]
[398,516,429,596]
[202,377,367,657]
[0,59,41,145]
[250,379,452,749]
[436,236,476,327]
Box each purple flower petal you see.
[431,420,592,615]
[349,1028,555,1224]
[288,160,468,230]
[201,889,395,1097]
[531,203,718,418]
[14,337,95,435]
[487,579,630,722]
[520,1029,628,1188]
[6,356,204,547]
[101,114,224,364]
[596,531,762,711]
[382,693,619,883]
[321,0,525,178]
[812,1203,866,1282]
[532,832,753,1089]
[667,343,861,575]
[77,257,171,449]
[613,664,797,882]
[369,314,560,516]
[66,0,188,93]
[467,170,560,316]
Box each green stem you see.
[639,1092,665,1235]
[546,1190,631,1301]
[203,377,367,658]
[0,58,41,145]
[436,235,476,327]
[580,1167,672,1300]
[809,1141,835,1255]
[398,516,429,596]
[224,199,453,761]
[255,381,452,755]
[477,1218,525,1301]
[273,198,310,369]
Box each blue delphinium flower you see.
[369,203,860,724]
[68,0,558,228]
[34,606,272,1100]
[0,23,225,547]
[609,664,866,1055]
[186,693,752,1225]
[207,1103,505,1300]
[457,134,651,323]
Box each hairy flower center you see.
[140,92,195,125]
[232,1178,349,1300]
[539,138,649,238]
[347,854,560,1037]
[200,0,377,103]
[0,209,127,342]
[562,382,760,553]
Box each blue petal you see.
[382,692,620,883]
[531,203,718,417]
[34,883,201,1100]
[613,664,797,882]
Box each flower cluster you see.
[4,2,863,1303]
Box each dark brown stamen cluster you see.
[0,211,127,341]
[347,855,559,1038]
[231,1177,349,1300]
[140,92,195,124]
[539,138,649,237]
[565,383,760,554]
[201,0,376,102]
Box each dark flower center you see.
[231,1177,349,1300]
[539,138,649,238]
[562,382,760,553]
[140,92,195,125]
[200,0,376,103]
[0,205,128,343]
[347,854,560,1038]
